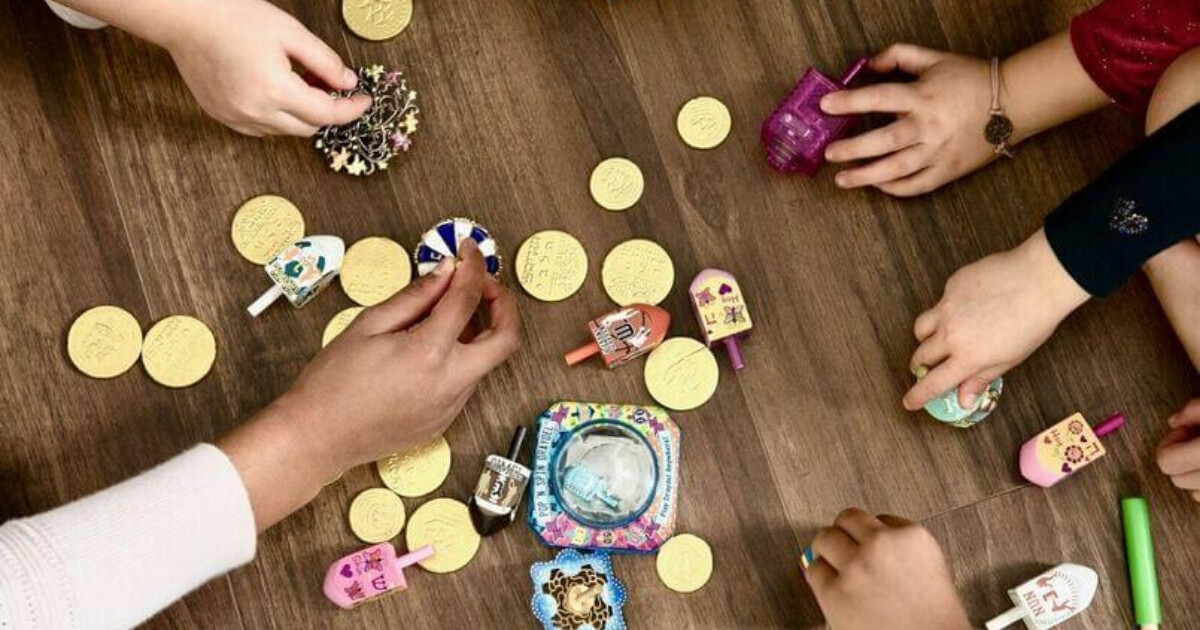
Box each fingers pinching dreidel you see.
[564,304,670,368]
[323,542,434,609]
[247,236,345,317]
[1019,412,1125,488]
[689,269,753,370]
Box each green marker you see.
[1122,497,1162,630]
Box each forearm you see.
[1001,32,1111,145]
[1145,240,1200,371]
[0,446,256,629]
[217,395,345,532]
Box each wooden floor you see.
[0,0,1195,627]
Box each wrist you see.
[1018,228,1091,312]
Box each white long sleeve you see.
[0,444,257,629]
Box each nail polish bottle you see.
[761,58,869,175]
[564,304,671,368]
[247,235,345,317]
[323,542,434,609]
[468,426,531,536]
[1019,413,1124,488]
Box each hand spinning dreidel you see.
[564,304,670,368]
[689,269,753,370]
[247,236,345,317]
[323,543,434,609]
[1019,413,1124,488]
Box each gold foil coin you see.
[644,337,719,411]
[140,316,217,389]
[348,487,406,543]
[405,498,480,574]
[322,306,365,347]
[67,305,143,379]
[676,96,732,149]
[340,237,413,306]
[230,195,305,265]
[376,436,452,498]
[589,157,644,211]
[657,533,714,593]
[601,239,675,306]
[342,0,413,41]
[515,230,588,302]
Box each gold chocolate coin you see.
[230,195,305,265]
[601,238,675,306]
[657,533,714,593]
[589,157,644,211]
[376,436,451,498]
[322,306,365,347]
[515,230,588,302]
[676,96,732,149]
[405,498,480,574]
[140,316,217,389]
[67,305,143,379]
[644,337,719,411]
[340,237,413,306]
[348,487,406,543]
[342,0,413,42]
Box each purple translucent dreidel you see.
[689,269,753,370]
[761,57,869,174]
[323,543,433,609]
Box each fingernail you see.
[460,238,479,255]
[825,148,836,161]
[1168,414,1179,427]
[962,393,978,409]
[342,68,357,86]
[434,258,453,276]
[820,95,834,113]
[835,173,850,187]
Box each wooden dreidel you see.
[247,236,345,317]
[1019,413,1124,488]
[689,269,752,369]
[564,304,670,368]
[323,543,434,609]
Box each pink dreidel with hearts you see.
[689,269,753,370]
[1019,412,1124,488]
[323,543,433,609]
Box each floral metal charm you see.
[1109,197,1149,235]
[315,65,419,176]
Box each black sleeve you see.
[1044,103,1200,297]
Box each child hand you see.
[162,0,370,136]
[904,229,1090,411]
[820,44,996,197]
[1157,398,1200,503]
[805,508,970,630]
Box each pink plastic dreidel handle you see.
[1019,413,1125,488]
[323,543,434,609]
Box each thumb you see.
[956,373,996,410]
[285,29,357,91]
[871,43,944,76]
[1159,427,1192,451]
[349,259,455,337]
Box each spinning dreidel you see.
[565,304,670,368]
[247,236,344,317]
[689,269,752,369]
[323,543,434,609]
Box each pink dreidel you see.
[323,543,433,609]
[761,58,869,174]
[689,269,753,369]
[1019,412,1124,488]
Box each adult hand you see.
[904,229,1090,411]
[162,0,370,136]
[1158,398,1200,503]
[820,44,996,197]
[805,508,970,630]
[220,239,522,529]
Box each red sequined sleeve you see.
[1069,0,1200,117]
